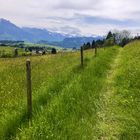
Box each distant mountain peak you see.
[0,18,11,24]
[0,18,6,22]
[0,18,19,28]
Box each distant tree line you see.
[82,30,140,49]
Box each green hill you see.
[0,41,140,140]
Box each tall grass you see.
[0,50,93,139]
[1,42,139,140]
[14,47,119,140]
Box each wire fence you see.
[0,47,97,100]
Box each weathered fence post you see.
[14,48,18,57]
[26,59,32,121]
[95,46,97,56]
[81,46,83,66]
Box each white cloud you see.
[0,0,140,35]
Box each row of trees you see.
[83,30,140,49]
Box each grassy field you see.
[0,46,31,57]
[0,41,140,140]
[0,45,63,58]
[0,46,16,57]
[0,49,95,139]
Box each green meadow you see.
[0,46,30,57]
[0,41,140,140]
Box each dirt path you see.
[96,48,123,140]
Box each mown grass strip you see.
[94,41,140,140]
[113,41,140,139]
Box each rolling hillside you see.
[0,41,140,139]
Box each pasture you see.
[0,41,140,140]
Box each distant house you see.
[62,48,67,53]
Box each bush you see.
[104,37,115,46]
[51,48,57,54]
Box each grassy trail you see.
[95,48,123,139]
[96,41,140,140]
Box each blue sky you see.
[0,0,140,36]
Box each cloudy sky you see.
[0,0,140,36]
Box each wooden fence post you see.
[26,59,32,121]
[81,46,83,66]
[14,48,18,57]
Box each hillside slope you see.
[95,41,140,139]
[14,47,119,139]
[15,41,140,140]
[0,41,140,139]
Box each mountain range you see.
[0,18,103,48]
[38,37,100,48]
